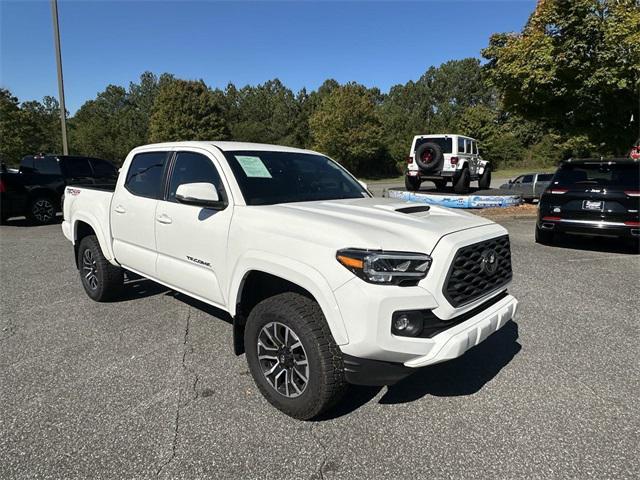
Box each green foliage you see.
[309,83,389,175]
[149,79,229,143]
[482,0,640,154]
[0,89,61,165]
[227,79,302,146]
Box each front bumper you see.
[340,293,517,385]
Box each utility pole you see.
[50,0,68,155]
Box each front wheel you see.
[478,167,491,189]
[77,235,124,301]
[244,292,347,420]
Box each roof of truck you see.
[137,141,314,154]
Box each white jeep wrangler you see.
[405,134,491,193]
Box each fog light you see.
[391,311,424,337]
[393,315,410,331]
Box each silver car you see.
[500,172,554,202]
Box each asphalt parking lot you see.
[1,217,639,479]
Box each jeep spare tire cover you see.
[415,142,443,173]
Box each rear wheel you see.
[453,168,470,194]
[244,292,347,420]
[404,175,421,191]
[535,225,554,245]
[77,235,123,301]
[27,196,56,225]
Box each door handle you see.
[114,205,126,214]
[156,214,172,225]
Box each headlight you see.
[336,248,432,286]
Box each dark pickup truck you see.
[1,154,118,224]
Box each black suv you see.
[0,154,118,224]
[536,158,640,248]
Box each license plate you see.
[583,200,603,211]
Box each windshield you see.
[224,150,369,205]
[552,163,640,188]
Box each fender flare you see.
[72,213,116,262]
[228,251,349,346]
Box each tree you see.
[149,79,229,143]
[0,89,62,165]
[0,89,25,164]
[228,79,301,146]
[309,82,388,175]
[70,85,133,162]
[482,0,640,154]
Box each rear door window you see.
[457,137,466,154]
[64,158,93,178]
[34,156,61,175]
[89,159,118,178]
[537,174,553,181]
[125,152,169,199]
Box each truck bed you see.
[62,185,116,260]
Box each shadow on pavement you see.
[172,291,233,324]
[317,321,521,420]
[115,272,171,301]
[0,216,63,227]
[547,233,639,255]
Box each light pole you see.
[50,0,68,155]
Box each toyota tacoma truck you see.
[62,141,518,419]
[405,134,491,193]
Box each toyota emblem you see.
[480,249,498,275]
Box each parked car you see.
[536,158,640,248]
[62,141,518,419]
[0,154,118,224]
[405,134,491,194]
[499,172,554,202]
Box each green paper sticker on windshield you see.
[235,155,272,178]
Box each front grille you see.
[443,235,512,307]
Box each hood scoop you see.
[395,205,431,214]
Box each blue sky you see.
[1,0,535,114]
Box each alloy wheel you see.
[257,321,309,398]
[32,199,54,223]
[82,248,99,290]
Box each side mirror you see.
[508,179,513,184]
[175,182,225,209]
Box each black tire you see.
[244,292,347,420]
[404,175,421,191]
[77,235,123,301]
[414,142,444,173]
[453,167,470,194]
[27,195,56,225]
[535,225,554,245]
[478,166,491,189]
[433,179,447,190]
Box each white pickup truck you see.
[62,141,518,419]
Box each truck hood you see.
[247,197,495,254]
